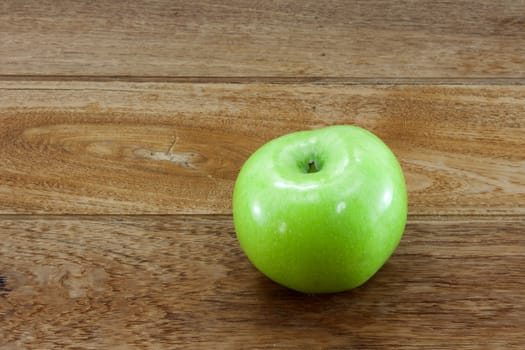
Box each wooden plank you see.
[0,215,523,348]
[0,81,523,215]
[1,0,524,78]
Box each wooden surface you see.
[1,216,524,349]
[1,0,525,78]
[1,82,523,215]
[1,1,524,349]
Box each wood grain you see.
[0,215,523,349]
[1,0,524,78]
[2,1,523,348]
[0,81,523,215]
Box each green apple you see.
[232,125,407,293]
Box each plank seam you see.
[1,75,525,86]
[0,214,522,219]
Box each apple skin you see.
[233,125,407,293]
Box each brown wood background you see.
[1,1,524,349]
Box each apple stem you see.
[307,160,318,173]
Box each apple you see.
[232,125,407,293]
